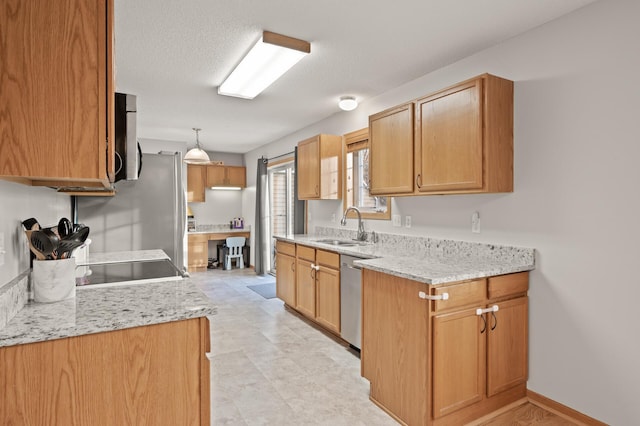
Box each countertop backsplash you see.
[314,226,534,265]
[0,271,29,330]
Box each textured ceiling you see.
[114,0,596,153]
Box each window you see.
[343,128,391,220]
[268,158,295,273]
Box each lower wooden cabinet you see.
[275,241,340,336]
[362,269,528,425]
[0,318,211,425]
[188,233,208,270]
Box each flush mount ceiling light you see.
[184,128,210,164]
[218,31,311,99]
[338,96,358,111]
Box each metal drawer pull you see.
[418,291,449,300]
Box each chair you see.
[225,237,245,270]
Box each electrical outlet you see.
[405,216,412,228]
[471,211,481,233]
[0,232,5,266]
[392,214,401,227]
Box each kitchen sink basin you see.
[313,239,361,246]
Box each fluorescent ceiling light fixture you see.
[210,186,242,191]
[218,31,310,99]
[184,128,210,164]
[338,96,358,111]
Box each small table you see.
[188,230,250,271]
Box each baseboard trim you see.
[527,390,608,426]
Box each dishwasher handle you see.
[342,262,362,270]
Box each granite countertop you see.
[188,224,251,235]
[0,278,216,348]
[275,233,535,285]
[77,249,169,266]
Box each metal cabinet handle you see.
[490,311,498,331]
[315,185,319,196]
[291,262,295,272]
[418,291,449,300]
[310,263,319,279]
[416,174,422,189]
[476,305,499,333]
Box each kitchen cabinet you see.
[368,74,513,196]
[0,317,210,425]
[275,240,296,307]
[206,165,246,188]
[0,0,115,190]
[275,242,341,336]
[362,269,528,425]
[188,234,209,270]
[297,134,343,200]
[187,164,207,202]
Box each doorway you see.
[268,160,295,274]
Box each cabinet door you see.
[187,165,206,202]
[416,79,483,192]
[276,253,296,307]
[0,0,113,186]
[296,259,316,318]
[486,297,528,397]
[205,165,226,187]
[297,136,320,199]
[187,235,208,270]
[432,307,485,418]
[362,270,429,426]
[226,166,246,188]
[369,103,415,195]
[315,266,340,334]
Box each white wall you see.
[244,1,639,423]
[0,181,71,287]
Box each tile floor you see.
[191,268,397,425]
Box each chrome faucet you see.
[341,206,366,241]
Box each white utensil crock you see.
[32,258,76,303]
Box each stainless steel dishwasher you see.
[340,254,363,350]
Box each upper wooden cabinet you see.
[369,103,415,195]
[369,74,513,196]
[297,134,342,200]
[0,0,115,189]
[206,165,246,188]
[187,164,206,202]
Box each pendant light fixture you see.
[184,128,210,163]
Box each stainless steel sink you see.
[313,239,360,246]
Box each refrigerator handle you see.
[174,152,187,273]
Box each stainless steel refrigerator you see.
[76,152,186,282]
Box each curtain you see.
[293,147,306,234]
[254,157,268,275]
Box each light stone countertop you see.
[276,232,535,285]
[76,249,170,266]
[0,278,216,348]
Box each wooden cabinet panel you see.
[433,279,486,312]
[432,307,485,418]
[297,134,342,200]
[276,252,296,307]
[362,269,429,426]
[369,103,415,195]
[488,272,529,300]
[296,244,316,262]
[0,0,114,188]
[188,234,208,270]
[487,296,528,396]
[206,165,246,189]
[315,265,340,334]
[0,318,210,425]
[187,164,206,202]
[316,249,339,269]
[276,240,296,257]
[296,258,316,318]
[416,79,483,192]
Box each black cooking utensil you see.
[30,230,58,260]
[55,239,84,259]
[57,217,72,238]
[22,218,40,231]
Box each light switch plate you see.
[0,232,5,266]
[471,211,481,233]
[392,214,401,227]
[405,216,412,228]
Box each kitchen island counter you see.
[0,278,215,347]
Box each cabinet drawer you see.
[188,234,208,243]
[276,240,296,257]
[433,279,487,312]
[488,272,529,300]
[296,244,316,262]
[316,249,339,269]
